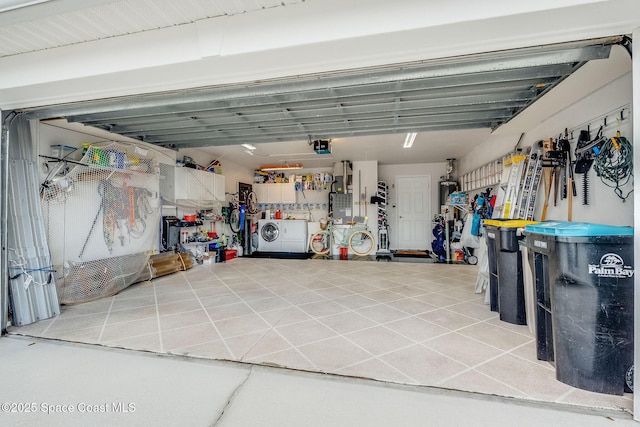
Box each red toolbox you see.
[225,249,237,261]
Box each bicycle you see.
[240,187,258,215]
[226,190,258,233]
[309,216,375,257]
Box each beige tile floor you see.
[9,257,632,413]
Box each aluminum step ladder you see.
[492,153,528,219]
[517,144,544,220]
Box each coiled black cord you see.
[593,135,633,202]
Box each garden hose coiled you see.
[593,132,633,202]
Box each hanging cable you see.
[593,132,633,202]
[7,247,55,286]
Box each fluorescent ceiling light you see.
[260,163,303,171]
[241,143,256,150]
[403,132,417,148]
[244,150,254,156]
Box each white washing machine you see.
[258,219,282,252]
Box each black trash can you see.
[483,222,501,312]
[486,219,538,325]
[525,221,634,395]
[524,231,556,363]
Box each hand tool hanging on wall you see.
[540,138,553,221]
[559,138,568,201]
[540,138,568,219]
[558,133,576,220]
[553,146,561,207]
[574,126,606,205]
[541,138,567,207]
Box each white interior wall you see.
[378,162,448,250]
[459,45,633,172]
[459,53,634,226]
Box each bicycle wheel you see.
[310,230,330,255]
[228,208,241,233]
[348,230,374,256]
[246,191,258,214]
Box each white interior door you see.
[396,176,431,250]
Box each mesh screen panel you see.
[41,142,161,304]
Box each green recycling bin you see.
[524,221,634,395]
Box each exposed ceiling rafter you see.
[21,37,622,150]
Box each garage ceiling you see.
[23,37,621,157]
[0,0,304,58]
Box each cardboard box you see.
[449,191,469,205]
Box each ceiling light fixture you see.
[241,143,256,150]
[403,132,417,148]
[259,163,303,171]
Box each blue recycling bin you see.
[524,221,634,395]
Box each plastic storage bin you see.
[524,221,634,395]
[485,219,538,325]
